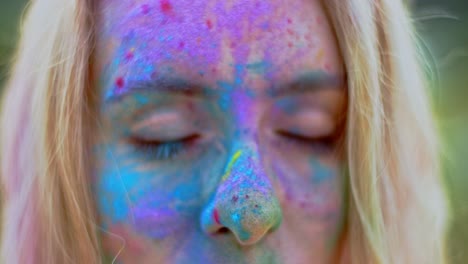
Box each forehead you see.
[96,0,343,95]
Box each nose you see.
[200,149,282,246]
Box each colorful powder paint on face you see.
[124,48,135,61]
[309,159,334,185]
[206,19,213,30]
[115,76,125,93]
[95,0,346,261]
[221,150,242,181]
[160,0,173,14]
[141,4,150,15]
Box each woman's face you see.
[94,0,347,263]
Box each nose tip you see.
[201,190,282,246]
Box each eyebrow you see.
[268,71,344,97]
[105,77,212,102]
[104,71,344,102]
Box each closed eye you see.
[276,130,338,154]
[128,134,200,161]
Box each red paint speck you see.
[287,18,292,24]
[232,195,239,203]
[115,77,125,90]
[213,209,221,225]
[245,194,249,199]
[288,42,293,48]
[141,4,150,15]
[287,29,294,36]
[324,63,332,72]
[160,0,172,14]
[206,19,213,30]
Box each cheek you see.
[270,156,346,250]
[272,156,345,221]
[94,143,207,239]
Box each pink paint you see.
[115,77,125,90]
[124,50,134,61]
[178,41,185,50]
[317,17,323,25]
[206,19,213,30]
[287,18,292,24]
[213,209,221,225]
[160,0,173,14]
[141,4,150,15]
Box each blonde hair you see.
[0,0,447,263]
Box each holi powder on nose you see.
[124,48,135,61]
[213,208,221,224]
[115,77,125,92]
[221,150,243,181]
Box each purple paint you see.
[206,19,213,30]
[124,49,134,61]
[141,4,150,15]
[178,41,185,50]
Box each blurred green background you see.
[0,0,466,263]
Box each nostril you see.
[217,227,230,234]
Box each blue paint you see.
[275,97,298,114]
[245,61,271,75]
[309,159,333,184]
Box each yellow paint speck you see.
[221,150,242,181]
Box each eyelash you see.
[128,130,337,161]
[128,135,199,161]
[277,131,338,154]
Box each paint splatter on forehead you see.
[96,0,343,98]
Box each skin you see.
[93,0,348,263]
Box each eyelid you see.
[276,110,336,138]
[132,112,182,132]
[131,112,196,140]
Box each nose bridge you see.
[200,144,282,245]
[219,146,270,193]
